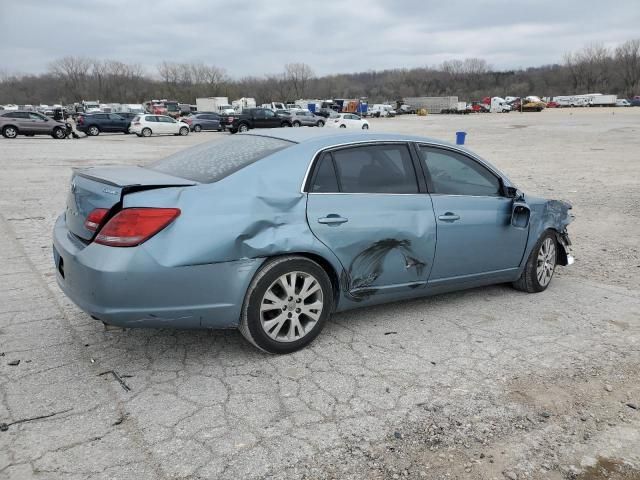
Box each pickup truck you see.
[228,108,292,133]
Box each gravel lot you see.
[1,109,639,480]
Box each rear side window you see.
[149,135,294,183]
[331,144,418,194]
[418,146,501,196]
[310,155,339,193]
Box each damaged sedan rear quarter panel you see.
[53,128,574,351]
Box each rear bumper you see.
[52,215,263,329]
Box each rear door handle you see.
[318,215,348,225]
[438,212,460,222]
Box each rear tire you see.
[317,120,325,127]
[512,230,558,293]
[293,121,301,127]
[2,126,18,138]
[239,256,333,354]
[339,124,347,128]
[87,125,100,136]
[141,128,152,137]
[238,124,249,133]
[193,124,202,132]
[362,124,369,130]
[179,126,189,136]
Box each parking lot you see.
[1,109,639,479]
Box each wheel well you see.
[2,124,19,132]
[548,228,569,266]
[262,253,341,309]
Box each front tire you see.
[317,120,325,127]
[141,127,152,137]
[239,256,333,354]
[339,124,347,128]
[2,126,18,138]
[52,127,67,139]
[362,124,369,130]
[512,231,558,293]
[293,121,301,127]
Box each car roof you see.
[240,128,459,150]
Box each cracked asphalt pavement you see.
[1,109,639,479]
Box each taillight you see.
[84,208,109,232]
[133,121,140,125]
[95,208,180,247]
[77,116,84,125]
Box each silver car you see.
[290,110,325,127]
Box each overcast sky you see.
[1,0,639,77]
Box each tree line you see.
[1,39,638,106]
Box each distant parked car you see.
[76,113,131,136]
[315,108,335,118]
[129,115,190,137]
[227,108,293,134]
[545,101,559,108]
[325,113,369,129]
[290,111,325,127]
[181,113,225,132]
[0,110,68,139]
[631,96,640,107]
[616,99,631,107]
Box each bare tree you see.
[48,56,93,100]
[284,63,314,99]
[615,39,640,97]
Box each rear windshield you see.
[148,135,295,183]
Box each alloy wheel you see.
[536,237,556,287]
[259,271,324,342]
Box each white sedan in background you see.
[325,113,370,129]
[130,114,190,137]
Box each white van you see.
[369,104,396,117]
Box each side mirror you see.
[505,185,525,201]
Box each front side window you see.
[419,146,501,196]
[264,110,275,118]
[328,144,418,194]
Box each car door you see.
[263,109,280,127]
[109,114,127,132]
[27,112,51,133]
[157,116,176,134]
[417,145,529,283]
[306,143,437,303]
[204,114,220,130]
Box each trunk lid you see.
[65,166,196,241]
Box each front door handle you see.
[318,215,348,225]
[438,212,460,222]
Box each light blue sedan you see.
[53,129,574,353]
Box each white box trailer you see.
[232,97,256,112]
[403,96,458,114]
[196,97,229,113]
[588,94,617,107]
